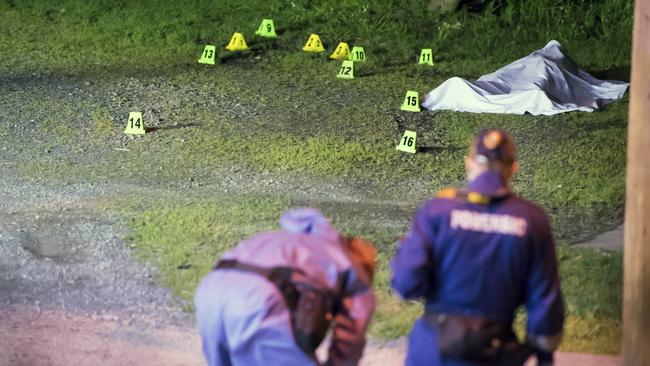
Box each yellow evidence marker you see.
[337,60,354,80]
[401,90,421,112]
[349,46,366,62]
[396,130,417,154]
[124,112,145,135]
[419,48,433,65]
[329,42,350,60]
[198,45,216,65]
[255,19,277,38]
[225,32,249,51]
[303,34,325,52]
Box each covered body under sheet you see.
[422,40,628,115]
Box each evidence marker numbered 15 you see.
[401,90,421,112]
[124,112,145,135]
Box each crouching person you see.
[195,208,376,366]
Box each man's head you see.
[465,129,518,183]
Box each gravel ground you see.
[0,175,191,327]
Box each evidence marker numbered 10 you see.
[349,46,366,62]
[124,112,145,135]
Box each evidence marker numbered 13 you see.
[124,112,145,135]
[198,45,217,65]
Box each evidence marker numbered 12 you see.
[124,112,145,135]
[337,60,354,79]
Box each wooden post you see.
[623,0,650,365]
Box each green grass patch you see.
[125,195,288,300]
[125,196,622,353]
[0,0,633,75]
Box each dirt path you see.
[577,225,624,251]
[0,306,622,366]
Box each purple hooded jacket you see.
[195,208,375,366]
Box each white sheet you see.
[421,40,628,115]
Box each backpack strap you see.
[215,259,299,308]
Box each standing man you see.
[391,129,564,366]
[195,208,376,366]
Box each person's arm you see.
[525,213,565,363]
[325,277,375,366]
[391,204,435,299]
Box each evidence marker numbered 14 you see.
[124,112,145,135]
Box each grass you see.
[1,0,632,355]
[123,194,622,353]
[0,0,632,75]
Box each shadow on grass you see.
[146,122,203,133]
[590,64,630,82]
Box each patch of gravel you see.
[0,177,191,328]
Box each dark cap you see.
[471,129,516,166]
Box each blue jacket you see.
[195,208,375,366]
[391,171,564,366]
